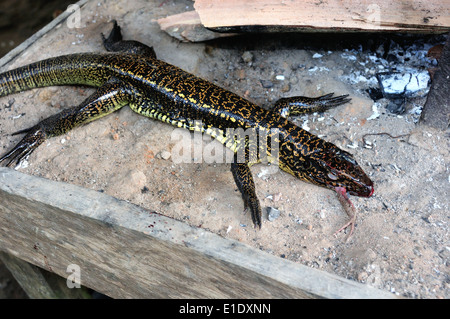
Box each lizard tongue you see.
[333,186,357,239]
[334,186,355,209]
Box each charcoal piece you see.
[366,87,384,101]
[386,98,406,114]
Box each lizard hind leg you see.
[0,79,140,167]
[0,123,46,167]
[101,20,156,58]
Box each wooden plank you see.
[157,10,236,42]
[0,167,397,298]
[194,0,450,33]
[420,33,450,130]
[0,251,57,298]
[0,251,89,298]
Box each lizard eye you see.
[327,172,339,180]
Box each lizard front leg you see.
[0,78,140,167]
[231,161,262,229]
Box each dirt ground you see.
[0,0,448,299]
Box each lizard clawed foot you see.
[0,125,47,167]
[249,202,262,229]
[231,161,262,229]
[313,93,352,108]
[241,198,262,229]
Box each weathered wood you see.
[157,10,236,42]
[194,0,450,33]
[0,168,397,298]
[0,251,89,298]
[0,251,56,298]
[420,33,450,130]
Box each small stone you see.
[160,150,171,160]
[273,192,282,202]
[242,51,253,63]
[267,207,280,221]
[236,69,246,80]
[260,80,273,88]
[366,87,383,101]
[281,83,291,93]
[386,98,406,114]
[413,247,422,257]
[5,98,15,108]
[357,271,368,282]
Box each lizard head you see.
[307,143,374,197]
[281,139,374,197]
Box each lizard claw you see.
[248,198,262,229]
[231,162,262,229]
[0,125,47,167]
[314,93,351,108]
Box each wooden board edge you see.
[0,167,398,298]
[194,0,450,33]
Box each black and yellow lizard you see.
[0,21,373,236]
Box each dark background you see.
[0,0,75,58]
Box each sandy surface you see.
[0,0,448,299]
